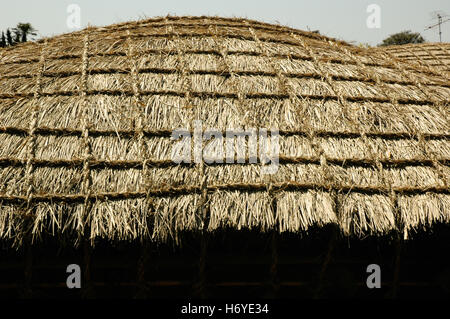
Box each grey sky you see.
[1,0,449,46]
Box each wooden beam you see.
[21,241,33,298]
[81,239,94,299]
[391,234,403,299]
[0,280,440,289]
[134,241,150,299]
[192,233,208,298]
[268,231,280,297]
[313,224,338,299]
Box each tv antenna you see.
[424,11,450,42]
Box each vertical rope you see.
[395,59,450,190]
[126,30,153,298]
[291,34,360,236]
[245,23,343,297]
[374,51,448,190]
[385,47,448,79]
[291,39,397,296]
[25,43,45,208]
[244,22,281,296]
[381,46,446,78]
[24,40,46,237]
[126,30,150,197]
[401,46,446,78]
[291,35,365,156]
[435,43,450,74]
[377,50,447,116]
[328,41,450,238]
[80,34,93,234]
[80,34,94,298]
[208,24,252,127]
[20,41,46,297]
[436,43,450,57]
[166,17,209,296]
[330,44,408,296]
[245,24,337,195]
[165,17,193,112]
[418,45,450,74]
[193,21,210,299]
[327,47,394,170]
[246,27,344,294]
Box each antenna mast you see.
[425,12,450,42]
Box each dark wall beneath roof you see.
[0,224,450,299]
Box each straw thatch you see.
[0,16,449,247]
[373,42,450,77]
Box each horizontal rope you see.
[2,29,342,66]
[1,29,445,80]
[385,49,450,54]
[3,64,449,89]
[0,89,440,107]
[0,155,447,170]
[89,16,340,44]
[377,46,450,52]
[391,54,449,60]
[0,182,448,205]
[0,126,448,141]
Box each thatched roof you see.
[0,16,449,246]
[373,42,450,76]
